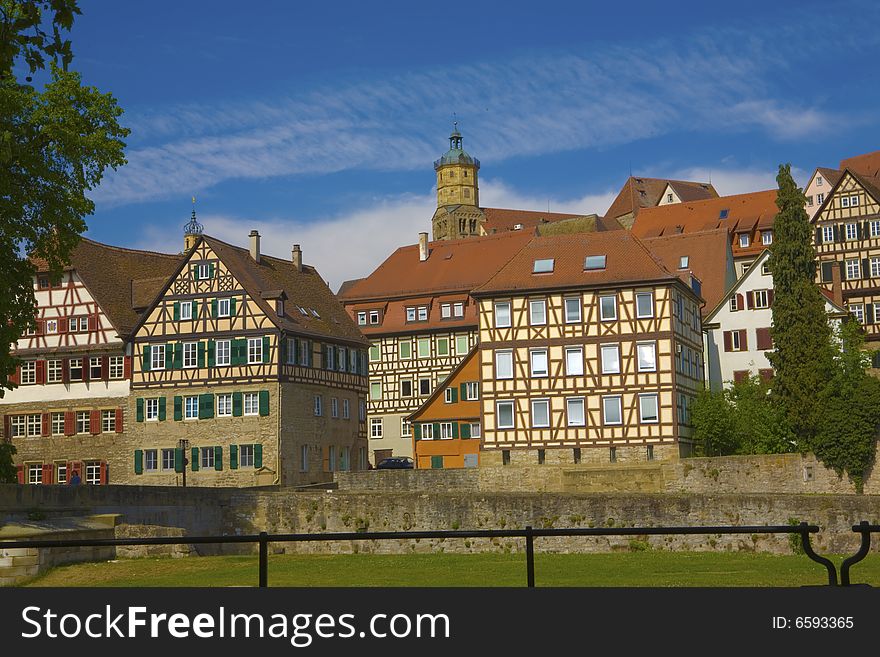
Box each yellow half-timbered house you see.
[129,230,369,486]
[471,231,705,464]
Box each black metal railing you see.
[5,521,870,587]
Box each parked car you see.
[376,456,414,470]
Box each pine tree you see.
[766,164,835,449]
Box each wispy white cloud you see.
[94,15,855,208]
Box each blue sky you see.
[70,0,880,289]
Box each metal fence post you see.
[798,522,837,586]
[259,531,268,588]
[841,521,872,586]
[525,525,535,588]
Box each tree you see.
[0,441,17,482]
[0,1,128,396]
[766,164,836,449]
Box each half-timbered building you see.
[2,239,181,485]
[471,231,705,464]
[128,231,369,486]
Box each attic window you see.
[584,255,606,271]
[532,258,554,274]
[299,306,308,316]
[311,309,320,318]
[719,209,729,219]
[679,256,689,269]
[513,223,524,230]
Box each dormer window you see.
[406,306,428,322]
[369,310,380,325]
[532,258,554,273]
[762,231,773,245]
[441,303,451,319]
[299,306,308,316]
[666,193,673,203]
[311,309,320,318]
[276,299,284,317]
[738,233,749,248]
[719,209,729,219]
[453,302,464,318]
[357,311,367,325]
[679,256,689,269]
[513,223,523,230]
[584,255,606,271]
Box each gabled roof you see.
[339,231,533,302]
[812,168,880,223]
[605,176,718,221]
[840,151,880,179]
[472,230,692,298]
[811,167,843,189]
[34,237,183,340]
[641,228,734,314]
[407,345,479,422]
[480,207,617,234]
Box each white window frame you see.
[331,397,339,418]
[444,388,455,404]
[731,331,742,351]
[464,382,479,401]
[870,221,880,238]
[601,344,621,374]
[314,394,323,416]
[421,423,434,440]
[440,303,451,319]
[762,231,773,245]
[161,449,175,471]
[102,410,115,433]
[529,348,548,378]
[417,338,430,359]
[200,447,215,469]
[300,445,309,472]
[738,233,749,248]
[401,419,411,437]
[530,399,550,428]
[637,342,657,372]
[455,335,469,355]
[243,392,259,416]
[28,464,42,485]
[849,304,865,324]
[453,302,464,318]
[240,444,255,468]
[753,289,769,308]
[179,302,192,320]
[369,381,381,400]
[565,346,584,376]
[566,397,585,427]
[75,410,89,434]
[247,337,263,364]
[635,292,654,319]
[821,225,834,242]
[495,350,514,380]
[20,361,36,385]
[436,337,449,356]
[197,263,210,280]
[440,422,454,440]
[417,306,428,321]
[184,396,198,420]
[842,196,850,208]
[370,418,383,438]
[151,345,165,371]
[343,398,350,419]
[143,450,157,472]
[419,378,431,396]
[599,295,617,321]
[11,416,26,438]
[564,297,581,323]
[469,422,481,438]
[871,258,880,278]
[406,307,416,322]
[357,311,367,325]
[217,393,232,417]
[216,339,231,366]
[47,359,62,383]
[369,310,379,325]
[218,298,231,318]
[145,398,159,421]
[529,299,547,326]
[729,298,738,312]
[639,393,659,424]
[845,223,858,240]
[26,413,41,436]
[51,412,64,435]
[496,400,515,430]
[108,356,124,379]
[183,342,197,368]
[845,259,861,280]
[602,396,623,426]
[494,302,512,328]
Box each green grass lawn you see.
[21,551,880,587]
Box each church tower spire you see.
[434,122,480,209]
[183,197,204,251]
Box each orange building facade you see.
[408,348,482,469]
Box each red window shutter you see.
[756,328,772,350]
[35,319,44,336]
[759,368,774,381]
[746,292,754,309]
[115,407,124,433]
[99,461,108,485]
[3,415,11,440]
[82,358,90,382]
[101,356,109,380]
[723,331,732,352]
[64,411,75,436]
[767,290,774,306]
[41,413,50,437]
[123,356,131,379]
[35,360,45,384]
[42,463,53,485]
[90,410,101,435]
[16,464,24,484]
[9,367,20,385]
[88,314,97,331]
[733,370,749,383]
[734,293,743,311]
[739,329,748,351]
[58,318,67,333]
[62,358,70,383]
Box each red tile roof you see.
[480,208,620,234]
[840,151,880,179]
[605,177,718,221]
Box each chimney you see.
[249,230,261,263]
[292,244,302,272]
[830,263,844,308]
[418,232,429,262]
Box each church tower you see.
[431,124,485,240]
[183,200,204,251]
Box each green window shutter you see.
[230,444,239,470]
[207,340,216,367]
[230,297,237,316]
[460,423,471,439]
[307,343,313,367]
[211,299,218,317]
[460,383,467,398]
[191,300,199,319]
[452,422,459,438]
[280,338,287,364]
[214,446,223,471]
[208,263,215,278]
[173,396,183,421]
[431,455,443,469]
[231,340,242,366]
[433,422,440,437]
[191,265,198,279]
[451,388,458,403]
[254,444,263,468]
[414,424,421,441]
[136,398,144,422]
[173,343,183,369]
[199,393,214,419]
[191,447,200,471]
[232,392,243,417]
[263,336,271,363]
[259,390,270,416]
[134,449,143,475]
[174,448,184,473]
[142,345,151,372]
[173,302,180,321]
[165,344,174,369]
[197,342,206,368]
[158,397,167,421]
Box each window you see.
[83,462,101,485]
[370,418,383,438]
[183,342,197,368]
[369,344,380,362]
[300,445,309,472]
[496,401,515,429]
[584,255,606,270]
[640,394,659,423]
[444,388,455,404]
[470,422,481,438]
[218,298,231,318]
[453,302,464,318]
[871,221,880,238]
[440,303,451,319]
[10,416,25,438]
[370,381,381,400]
[337,347,346,372]
[200,447,215,469]
[69,358,83,381]
[436,337,449,356]
[217,393,232,417]
[76,411,89,434]
[531,399,550,427]
[419,378,431,396]
[845,223,858,240]
[89,356,102,380]
[180,302,192,321]
[849,304,865,324]
[635,292,654,318]
[139,449,156,472]
[26,413,41,436]
[401,419,411,437]
[369,310,379,325]
[100,410,115,433]
[599,295,617,321]
[456,335,469,355]
[871,258,880,278]
[51,412,64,435]
[20,361,36,384]
[196,263,210,280]
[357,311,367,325]
[494,302,511,328]
[753,290,769,308]
[331,397,339,418]
[730,330,742,351]
[529,299,546,325]
[565,347,584,376]
[248,337,263,364]
[216,340,231,366]
[817,175,823,186]
[817,193,824,204]
[566,398,585,427]
[421,423,434,440]
[144,397,158,421]
[762,231,773,245]
[184,396,198,420]
[47,359,62,383]
[464,382,480,400]
[564,297,581,323]
[821,225,834,242]
[806,195,813,206]
[601,344,620,374]
[846,259,861,280]
[679,256,689,269]
[28,464,43,485]
[343,398,350,419]
[762,262,771,276]
[738,233,749,248]
[533,258,554,273]
[300,341,311,366]
[729,298,739,313]
[237,444,254,468]
[637,342,657,372]
[406,307,416,322]
[314,394,323,416]
[602,396,622,425]
[417,338,430,358]
[108,356,124,379]
[151,345,165,371]
[162,449,175,471]
[440,422,454,439]
[529,349,548,378]
[842,196,850,208]
[400,379,413,397]
[667,193,674,203]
